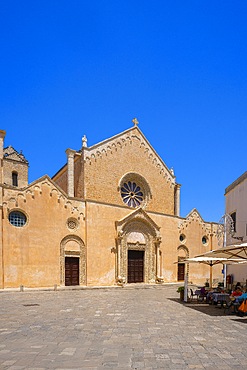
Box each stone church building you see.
[0,122,221,289]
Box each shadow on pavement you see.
[231,318,247,324]
[168,298,247,319]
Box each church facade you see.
[0,123,221,289]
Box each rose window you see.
[121,181,144,208]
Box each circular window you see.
[202,236,208,245]
[179,234,186,243]
[121,181,144,208]
[67,218,79,230]
[8,211,27,227]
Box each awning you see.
[182,256,242,266]
[174,254,245,301]
[195,242,247,261]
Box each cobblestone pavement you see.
[0,284,247,369]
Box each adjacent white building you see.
[225,171,247,285]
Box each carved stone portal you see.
[60,235,86,286]
[115,209,162,284]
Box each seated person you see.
[206,288,215,303]
[235,291,247,303]
[200,286,207,295]
[230,287,242,299]
[234,282,242,290]
[198,286,207,301]
[215,286,223,293]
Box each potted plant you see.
[177,286,185,301]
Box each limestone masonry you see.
[0,124,221,289]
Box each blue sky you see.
[1,1,247,222]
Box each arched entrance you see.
[177,245,189,281]
[115,209,162,284]
[60,235,86,286]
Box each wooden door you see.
[65,257,79,286]
[177,263,185,281]
[128,250,144,283]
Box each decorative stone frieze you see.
[178,209,211,235]
[2,176,85,219]
[84,128,175,187]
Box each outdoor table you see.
[194,289,201,297]
[206,291,214,304]
[211,293,230,307]
[194,289,207,301]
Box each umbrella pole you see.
[210,265,213,288]
[184,273,188,302]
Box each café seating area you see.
[187,283,247,316]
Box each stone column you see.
[117,243,121,279]
[116,231,124,285]
[174,184,181,217]
[66,149,76,198]
[156,245,160,279]
[155,237,163,282]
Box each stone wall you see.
[53,168,67,194]
[3,159,28,188]
[1,177,85,288]
[78,129,176,215]
[85,201,221,287]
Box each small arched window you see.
[12,172,18,187]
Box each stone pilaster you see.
[154,237,163,283]
[174,184,181,217]
[65,149,76,198]
[116,231,124,285]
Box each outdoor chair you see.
[197,288,207,302]
[190,289,196,301]
[224,296,240,315]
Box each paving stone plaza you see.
[0,284,247,369]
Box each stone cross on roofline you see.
[132,118,139,127]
